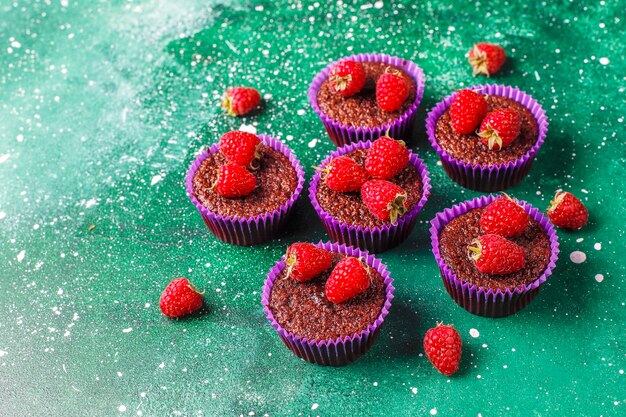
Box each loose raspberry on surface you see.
[477,108,521,150]
[449,89,489,135]
[285,242,333,282]
[222,87,261,116]
[424,323,463,376]
[468,43,506,77]
[376,70,409,112]
[321,156,369,193]
[480,194,530,237]
[219,131,262,168]
[160,278,204,318]
[468,234,526,275]
[547,191,589,230]
[329,60,366,97]
[325,257,370,303]
[365,136,410,180]
[213,163,256,198]
[361,179,408,225]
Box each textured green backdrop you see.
[0,0,624,416]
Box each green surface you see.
[0,0,624,416]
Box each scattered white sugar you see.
[503,365,508,369]
[594,242,602,250]
[374,0,384,8]
[469,328,480,338]
[117,371,123,377]
[255,5,264,11]
[118,405,126,412]
[286,135,294,141]
[308,138,318,148]
[159,362,165,369]
[239,124,257,134]
[430,408,437,415]
[0,350,7,357]
[17,134,24,142]
[57,288,63,295]
[570,251,587,264]
[0,154,9,164]
[620,370,624,374]
[10,40,21,48]
[122,327,133,333]
[263,93,272,100]
[534,71,540,81]
[373,382,378,386]
[477,375,482,379]
[144,303,150,308]
[411,387,418,394]
[599,57,610,65]
[0,211,6,219]
[436,160,442,166]
[296,109,306,116]
[448,26,455,32]
[17,250,25,262]
[311,403,319,411]
[576,238,584,243]
[150,174,162,186]
[85,198,98,208]
[595,274,604,283]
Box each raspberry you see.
[365,136,410,180]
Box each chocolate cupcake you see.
[309,140,431,253]
[430,194,559,317]
[309,53,425,147]
[262,241,394,366]
[426,84,548,192]
[185,134,305,246]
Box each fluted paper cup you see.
[262,241,395,366]
[430,194,559,317]
[185,134,305,246]
[309,140,431,253]
[309,53,425,147]
[426,84,548,192]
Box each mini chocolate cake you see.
[316,62,416,127]
[435,95,539,166]
[268,251,386,341]
[192,144,297,218]
[438,207,551,291]
[315,148,423,228]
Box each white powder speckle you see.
[159,362,165,369]
[0,211,6,219]
[57,288,63,295]
[17,134,24,142]
[17,250,25,262]
[150,175,162,186]
[373,382,378,386]
[594,242,602,250]
[570,251,587,264]
[85,198,98,208]
[118,405,126,412]
[297,109,306,115]
[430,408,437,415]
[239,124,257,134]
[469,328,480,338]
[122,327,133,333]
[311,403,319,410]
[0,154,9,164]
[599,57,610,65]
[576,238,584,243]
[0,350,8,357]
[595,274,604,283]
[411,387,418,394]
[308,138,318,148]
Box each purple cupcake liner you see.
[309,53,425,148]
[261,241,395,366]
[430,194,559,317]
[185,134,305,246]
[309,140,431,253]
[426,84,549,192]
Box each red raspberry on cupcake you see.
[325,257,370,303]
[329,60,366,97]
[365,136,409,180]
[213,163,257,198]
[376,70,409,112]
[361,180,408,224]
[449,89,489,135]
[285,242,333,282]
[468,43,506,77]
[480,194,530,237]
[477,109,521,150]
[320,156,369,193]
[468,234,526,275]
[219,131,262,168]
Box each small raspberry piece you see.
[449,89,489,135]
[468,234,526,275]
[325,257,370,303]
[365,136,410,180]
[285,242,333,282]
[329,60,366,97]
